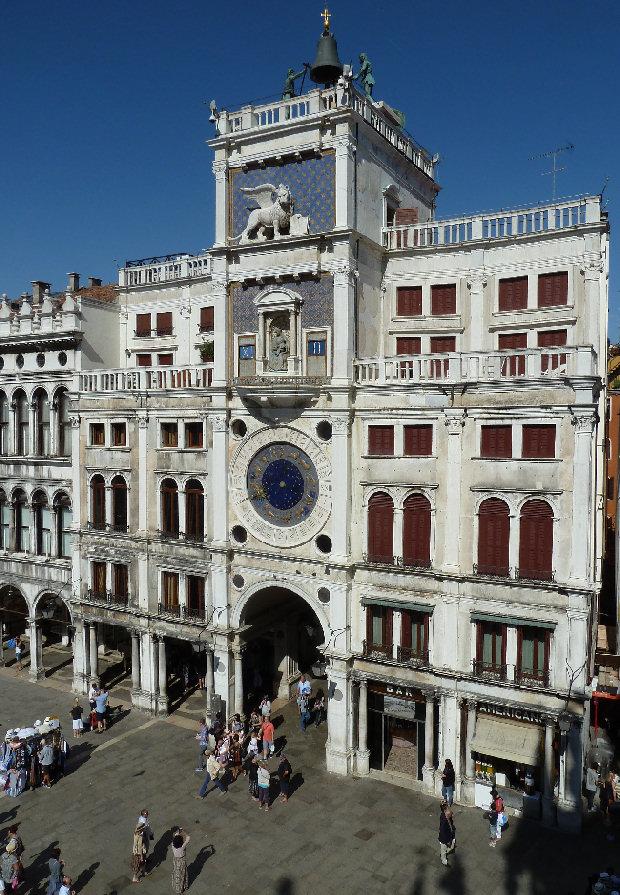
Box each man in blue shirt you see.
[94,689,109,733]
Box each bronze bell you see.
[310,31,343,87]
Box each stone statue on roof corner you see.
[282,66,307,100]
[236,184,309,243]
[355,53,375,98]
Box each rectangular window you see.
[400,610,428,659]
[38,505,51,555]
[137,353,152,367]
[396,336,421,355]
[187,575,205,618]
[538,329,567,373]
[160,422,178,448]
[430,336,456,353]
[157,353,173,366]
[89,423,105,447]
[365,604,393,654]
[0,502,10,549]
[368,425,394,456]
[156,311,173,336]
[306,332,328,377]
[111,422,127,447]
[480,425,512,459]
[522,424,556,459]
[498,276,528,312]
[113,563,129,599]
[538,271,568,308]
[396,287,422,317]
[498,332,527,376]
[92,561,107,596]
[184,422,203,449]
[518,626,549,682]
[162,571,179,610]
[238,337,256,377]
[200,306,214,332]
[404,424,433,456]
[476,621,506,672]
[607,476,615,501]
[135,313,151,336]
[431,283,456,316]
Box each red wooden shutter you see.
[385,608,393,650]
[498,332,527,376]
[522,425,556,459]
[156,311,173,335]
[404,424,433,456]
[431,284,457,316]
[498,276,528,311]
[366,605,374,646]
[394,208,419,227]
[401,610,412,648]
[367,492,394,562]
[137,354,152,367]
[430,336,456,353]
[477,498,510,575]
[396,287,422,317]
[200,306,214,331]
[136,313,151,336]
[396,337,421,355]
[538,329,567,348]
[519,500,553,579]
[157,353,173,366]
[368,426,394,455]
[480,425,512,459]
[538,272,568,308]
[403,494,431,567]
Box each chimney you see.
[67,272,80,292]
[31,281,51,304]
[88,276,102,288]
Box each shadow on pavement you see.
[187,843,214,887]
[25,839,59,895]
[63,741,95,777]
[290,771,304,796]
[149,827,174,873]
[275,880,295,895]
[73,860,100,893]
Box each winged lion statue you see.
[237,183,292,242]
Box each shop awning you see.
[471,716,544,766]
[470,612,555,630]
[361,597,433,613]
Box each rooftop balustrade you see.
[79,363,214,394]
[119,253,211,288]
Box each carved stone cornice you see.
[444,410,466,435]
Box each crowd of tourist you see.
[0,825,75,895]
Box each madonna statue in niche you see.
[269,317,290,372]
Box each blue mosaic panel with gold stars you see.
[230,154,336,239]
[247,442,319,527]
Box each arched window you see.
[185,479,204,542]
[57,389,71,457]
[90,475,106,529]
[0,490,9,549]
[402,494,431,568]
[32,490,51,555]
[367,492,394,564]
[477,498,510,577]
[0,393,8,456]
[14,391,29,456]
[33,389,50,456]
[519,500,554,580]
[161,479,179,538]
[13,490,30,552]
[111,475,128,532]
[55,493,72,558]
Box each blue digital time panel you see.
[247,442,319,527]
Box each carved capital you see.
[69,415,80,429]
[571,411,596,434]
[444,410,466,435]
[211,160,227,178]
[331,416,351,436]
[211,414,228,433]
[466,271,487,291]
[581,258,604,280]
[137,414,149,430]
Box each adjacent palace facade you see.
[0,68,609,832]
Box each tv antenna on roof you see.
[529,143,574,201]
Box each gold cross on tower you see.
[321,6,331,32]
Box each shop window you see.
[480,425,512,459]
[431,284,456,316]
[522,425,556,459]
[367,492,394,563]
[160,422,178,448]
[186,575,205,618]
[368,425,394,456]
[518,500,553,581]
[91,561,107,597]
[135,313,151,337]
[161,571,179,611]
[156,311,173,336]
[200,306,214,332]
[113,564,129,601]
[399,610,429,663]
[185,480,204,542]
[306,332,327,377]
[538,271,568,308]
[517,626,550,684]
[111,422,127,447]
[111,475,128,532]
[0,392,8,456]
[137,354,152,367]
[90,423,105,447]
[402,494,431,568]
[160,479,179,538]
[364,604,393,656]
[498,276,528,312]
[498,332,527,376]
[184,422,203,449]
[476,498,510,577]
[90,475,106,529]
[396,287,422,317]
[404,424,433,456]
[238,337,256,377]
[475,621,506,676]
[56,493,72,558]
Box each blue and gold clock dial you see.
[247,442,319,527]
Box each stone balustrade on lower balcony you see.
[118,252,211,288]
[79,363,213,394]
[354,347,596,386]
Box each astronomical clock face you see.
[230,426,331,548]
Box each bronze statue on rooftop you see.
[355,53,375,98]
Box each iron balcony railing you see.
[361,639,393,660]
[85,588,129,607]
[515,667,550,687]
[472,660,508,681]
[396,646,430,668]
[362,554,432,570]
[516,568,556,583]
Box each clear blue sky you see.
[1,0,617,333]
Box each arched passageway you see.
[0,585,29,666]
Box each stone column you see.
[356,679,370,775]
[466,271,487,352]
[104,486,113,530]
[542,720,556,825]
[233,648,244,717]
[393,507,404,567]
[89,623,98,680]
[210,415,228,546]
[28,403,37,456]
[582,260,604,369]
[212,160,227,247]
[82,623,91,686]
[50,507,58,558]
[466,701,476,779]
[423,694,435,789]
[131,631,141,692]
[158,637,167,710]
[443,411,466,573]
[211,282,228,387]
[205,648,215,709]
[137,414,148,533]
[570,411,595,582]
[28,617,44,681]
[71,618,84,693]
[325,657,353,775]
[48,401,57,457]
[178,488,186,539]
[332,265,356,385]
[334,136,355,229]
[331,416,351,561]
[557,720,583,833]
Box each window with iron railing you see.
[186,575,205,618]
[474,620,506,679]
[161,571,179,613]
[364,604,393,658]
[160,479,179,538]
[516,626,550,685]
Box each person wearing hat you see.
[1,840,21,890]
